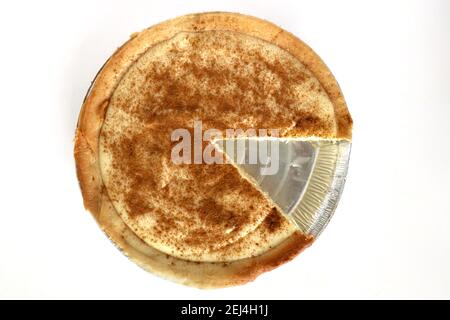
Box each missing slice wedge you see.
[213,138,351,236]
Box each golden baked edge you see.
[74,12,352,288]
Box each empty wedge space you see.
[213,138,351,236]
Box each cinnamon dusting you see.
[100,30,334,260]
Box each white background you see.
[0,0,449,299]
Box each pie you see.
[74,12,352,288]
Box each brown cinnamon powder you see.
[100,30,334,258]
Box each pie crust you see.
[74,12,352,288]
